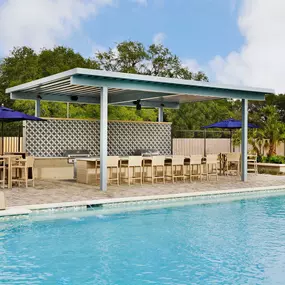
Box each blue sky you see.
[0,0,284,92]
[65,0,243,65]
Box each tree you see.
[168,99,237,137]
[95,41,208,81]
[251,106,285,156]
[0,41,212,127]
[38,46,98,77]
[0,46,99,117]
[0,47,38,107]
[248,129,269,158]
[95,41,209,127]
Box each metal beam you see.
[71,75,266,101]
[109,91,170,104]
[112,100,179,109]
[11,92,100,104]
[6,68,273,98]
[100,86,108,191]
[11,92,180,109]
[241,99,248,182]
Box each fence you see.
[0,137,23,153]
[173,138,231,155]
[172,138,285,156]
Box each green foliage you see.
[248,129,269,157]
[0,41,210,128]
[38,46,99,77]
[262,155,285,164]
[251,106,285,156]
[3,41,285,141]
[0,46,99,117]
[95,41,207,80]
[96,41,148,73]
[170,99,236,137]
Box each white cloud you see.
[182,59,201,74]
[153,32,166,45]
[91,43,107,55]
[210,0,285,93]
[132,0,147,6]
[0,0,113,55]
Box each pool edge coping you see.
[2,185,285,218]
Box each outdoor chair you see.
[225,152,241,176]
[247,154,258,174]
[204,154,218,181]
[120,156,143,185]
[143,156,165,184]
[107,156,119,185]
[165,155,185,183]
[186,155,203,182]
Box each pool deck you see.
[2,174,285,209]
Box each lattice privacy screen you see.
[25,119,172,157]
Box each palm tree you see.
[252,106,285,156]
[248,129,268,158]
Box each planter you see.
[249,162,285,175]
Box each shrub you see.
[262,155,285,164]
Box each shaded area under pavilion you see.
[5,68,274,191]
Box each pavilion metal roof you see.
[6,68,274,109]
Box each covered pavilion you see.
[5,68,274,191]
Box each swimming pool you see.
[1,193,285,284]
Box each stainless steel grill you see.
[133,149,160,156]
[63,150,91,164]
[63,150,91,178]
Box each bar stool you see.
[188,155,203,182]
[204,154,218,181]
[107,156,119,185]
[165,155,185,183]
[143,156,165,184]
[120,156,143,185]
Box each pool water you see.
[1,194,285,284]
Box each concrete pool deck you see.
[1,174,285,213]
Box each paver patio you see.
[2,174,285,207]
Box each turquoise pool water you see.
[1,194,285,284]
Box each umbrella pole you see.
[1,121,3,155]
[230,129,233,153]
[203,129,206,157]
[18,124,21,152]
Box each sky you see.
[0,0,284,93]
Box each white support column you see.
[158,106,164,122]
[100,86,108,191]
[241,99,248,181]
[35,98,41,117]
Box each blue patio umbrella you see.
[202,118,259,153]
[0,106,44,154]
[202,118,258,129]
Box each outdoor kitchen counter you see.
[34,157,73,180]
[35,157,70,159]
